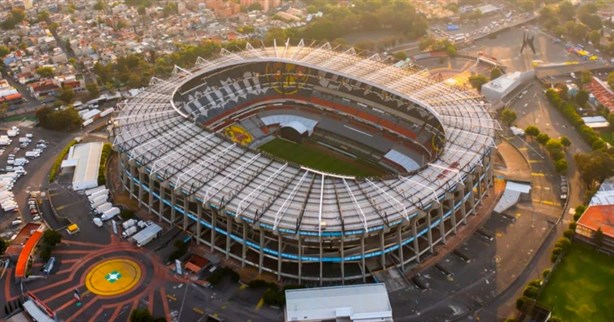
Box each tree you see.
[580,70,593,85]
[86,82,100,99]
[0,238,7,255]
[575,89,589,107]
[500,107,517,126]
[588,30,601,46]
[546,139,564,160]
[57,86,75,105]
[525,125,540,137]
[42,230,62,246]
[558,1,576,21]
[593,227,604,246]
[536,133,550,145]
[491,67,504,80]
[129,307,154,322]
[523,285,540,299]
[575,205,587,219]
[36,106,82,131]
[555,159,568,173]
[0,45,9,57]
[93,0,105,10]
[35,66,55,78]
[560,136,571,148]
[607,72,614,90]
[468,74,489,91]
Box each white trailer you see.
[18,137,30,143]
[0,135,11,146]
[6,130,18,137]
[99,107,114,118]
[122,219,137,230]
[131,224,162,247]
[90,194,108,207]
[91,198,107,210]
[101,207,120,221]
[122,226,138,238]
[95,202,113,214]
[85,185,106,196]
[88,189,109,201]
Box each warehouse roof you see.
[285,283,392,322]
[61,142,103,191]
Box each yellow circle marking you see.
[85,259,142,296]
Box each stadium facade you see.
[111,41,497,284]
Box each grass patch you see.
[49,139,78,182]
[258,138,387,177]
[97,143,113,185]
[601,132,614,146]
[538,243,614,322]
[1,114,37,122]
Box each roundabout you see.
[84,258,143,297]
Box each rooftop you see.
[577,205,614,238]
[285,283,393,322]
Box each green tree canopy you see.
[525,125,540,137]
[0,45,10,57]
[468,74,489,91]
[36,66,55,78]
[500,107,517,126]
[36,106,82,132]
[575,89,589,107]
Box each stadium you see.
[111,41,497,284]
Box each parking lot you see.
[0,121,72,240]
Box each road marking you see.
[193,307,205,314]
[518,147,528,151]
[166,294,177,301]
[541,200,558,206]
[255,298,265,311]
[531,172,545,177]
[528,160,541,163]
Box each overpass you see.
[534,61,612,78]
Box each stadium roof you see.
[113,42,497,235]
[285,283,392,322]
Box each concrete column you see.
[210,209,216,251]
[397,227,404,272]
[242,222,247,268]
[298,236,303,284]
[340,234,345,284]
[425,210,434,253]
[129,165,135,199]
[258,230,264,274]
[439,201,446,244]
[158,188,165,223]
[277,234,282,281]
[138,171,144,207]
[412,218,420,263]
[319,236,323,286]
[182,197,188,231]
[170,192,177,223]
[147,175,154,215]
[361,235,366,283]
[225,215,232,259]
[196,203,202,246]
[380,230,386,268]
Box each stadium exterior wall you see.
[117,151,493,284]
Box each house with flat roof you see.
[60,142,104,191]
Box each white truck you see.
[101,207,120,221]
[88,189,108,201]
[95,202,113,214]
[0,135,11,146]
[25,151,40,159]
[131,224,162,247]
[85,185,106,196]
[91,198,107,210]
[122,219,137,230]
[13,158,28,166]
[122,226,138,238]
[89,194,108,206]
[6,129,18,137]
[18,137,30,144]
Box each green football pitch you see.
[538,242,614,322]
[258,138,387,177]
